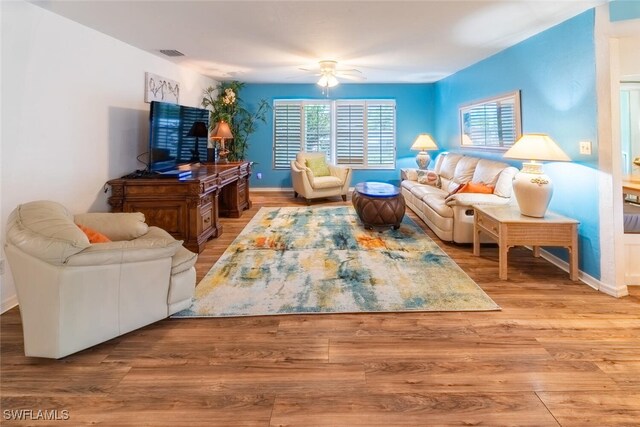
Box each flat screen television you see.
[148,101,210,172]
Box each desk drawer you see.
[200,203,213,234]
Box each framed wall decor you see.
[459,90,522,150]
[144,72,180,104]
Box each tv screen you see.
[148,101,210,172]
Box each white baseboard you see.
[1,294,18,314]
[252,187,293,192]
[538,248,629,298]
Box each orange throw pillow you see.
[458,182,494,194]
[77,224,111,244]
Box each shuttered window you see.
[273,102,303,169]
[460,91,521,149]
[273,99,396,170]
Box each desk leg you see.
[499,224,508,280]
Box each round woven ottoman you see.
[352,182,406,230]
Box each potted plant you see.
[201,81,270,161]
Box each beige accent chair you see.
[5,200,197,359]
[291,151,352,204]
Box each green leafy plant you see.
[201,81,270,161]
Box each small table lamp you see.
[211,121,233,163]
[411,134,438,169]
[503,133,571,217]
[187,121,208,163]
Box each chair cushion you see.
[311,175,343,189]
[74,212,148,241]
[171,246,198,275]
[77,224,112,243]
[6,201,90,265]
[305,157,330,177]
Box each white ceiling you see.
[32,0,606,83]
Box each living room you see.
[2,0,640,425]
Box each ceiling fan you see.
[299,60,366,89]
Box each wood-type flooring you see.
[1,192,639,426]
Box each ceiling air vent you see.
[159,49,184,57]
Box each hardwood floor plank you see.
[537,391,640,426]
[269,392,559,426]
[363,360,618,393]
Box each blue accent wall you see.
[433,10,600,279]
[610,0,640,22]
[241,83,434,188]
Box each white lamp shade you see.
[411,134,438,151]
[504,133,570,162]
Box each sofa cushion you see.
[458,182,494,194]
[421,193,454,218]
[452,156,479,184]
[494,166,519,198]
[409,183,447,200]
[7,201,90,265]
[438,153,463,180]
[472,159,510,187]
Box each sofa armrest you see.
[401,168,419,181]
[74,212,149,241]
[445,193,511,207]
[65,237,181,266]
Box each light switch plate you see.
[579,141,592,155]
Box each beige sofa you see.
[291,151,352,204]
[401,152,518,243]
[5,201,197,358]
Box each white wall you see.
[0,1,216,312]
[620,36,640,81]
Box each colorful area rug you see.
[173,206,499,318]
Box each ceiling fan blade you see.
[298,67,319,72]
[336,73,366,81]
[336,68,363,75]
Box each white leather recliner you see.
[4,200,197,359]
[290,151,352,204]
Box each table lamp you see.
[410,134,438,169]
[503,133,571,217]
[211,121,233,163]
[187,121,208,163]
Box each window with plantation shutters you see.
[273,102,302,169]
[460,91,521,150]
[365,102,395,167]
[273,99,396,170]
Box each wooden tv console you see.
[108,161,252,253]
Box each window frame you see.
[272,99,396,170]
[459,90,522,151]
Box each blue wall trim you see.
[433,9,600,279]
[241,83,435,188]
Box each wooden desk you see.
[623,175,640,198]
[473,205,579,281]
[108,162,252,253]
